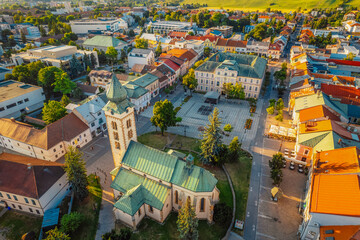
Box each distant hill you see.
[182,0,360,11]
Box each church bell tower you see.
[103,74,137,167]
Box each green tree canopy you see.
[64,146,89,201]
[223,123,233,133]
[177,197,198,240]
[182,68,197,95]
[228,136,241,163]
[60,94,71,107]
[60,212,84,234]
[45,227,70,240]
[53,71,75,95]
[222,82,245,99]
[155,43,162,57]
[200,108,223,164]
[38,66,63,100]
[150,99,180,135]
[134,38,149,49]
[42,100,67,124]
[269,153,284,185]
[106,46,118,65]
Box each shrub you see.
[223,124,233,133]
[60,212,84,233]
[266,106,275,115]
[102,228,132,240]
[213,203,232,227]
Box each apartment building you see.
[0,80,45,119]
[246,40,270,56]
[128,48,155,69]
[149,21,196,34]
[11,45,99,69]
[0,113,92,161]
[195,52,267,98]
[0,153,70,215]
[70,18,128,34]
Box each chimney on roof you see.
[185,154,194,170]
[10,117,15,122]
[27,163,32,170]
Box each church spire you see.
[106,73,128,103]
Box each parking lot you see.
[255,137,307,240]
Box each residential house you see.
[206,26,233,38]
[128,48,155,69]
[83,35,128,58]
[140,33,159,48]
[246,40,270,56]
[215,39,247,53]
[124,82,151,113]
[66,95,107,137]
[0,113,92,161]
[344,20,360,34]
[131,64,155,75]
[131,73,160,97]
[0,80,45,119]
[0,153,71,215]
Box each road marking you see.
[256,232,276,239]
[258,214,273,220]
[250,187,252,192]
[253,161,256,166]
[247,212,250,217]
[261,186,271,190]
[252,224,256,231]
[258,172,260,177]
[82,151,95,157]
[262,174,271,177]
[259,199,277,205]
[255,200,258,206]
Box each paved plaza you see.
[138,93,265,148]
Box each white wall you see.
[39,174,71,211]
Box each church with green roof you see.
[102,74,220,229]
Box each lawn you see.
[70,174,102,240]
[182,0,360,10]
[0,210,42,240]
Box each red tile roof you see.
[163,59,180,71]
[326,58,360,67]
[321,83,360,105]
[0,153,65,198]
[168,31,187,39]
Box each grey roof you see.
[124,82,149,99]
[73,96,106,124]
[197,52,267,79]
[131,73,159,88]
[130,48,153,55]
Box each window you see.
[60,145,62,148]
[128,130,133,139]
[41,150,43,153]
[304,150,309,155]
[138,208,141,216]
[6,103,16,109]
[18,205,22,210]
[55,155,58,158]
[91,122,95,127]
[97,112,101,116]
[126,119,131,128]
[0,192,2,198]
[13,195,18,201]
[115,142,120,150]
[12,204,15,208]
[199,198,206,212]
[36,210,40,214]
[175,191,178,204]
[17,100,23,105]
[0,107,4,112]
[29,208,33,213]
[217,81,219,86]
[7,194,11,199]
[53,148,56,152]
[111,121,117,130]
[24,98,29,102]
[113,132,119,140]
[31,200,36,205]
[149,205,153,213]
[24,198,29,203]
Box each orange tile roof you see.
[310,174,360,216]
[320,225,360,240]
[314,146,360,174]
[299,105,341,122]
[166,48,188,58]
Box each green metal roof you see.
[121,141,178,182]
[124,82,148,99]
[131,73,159,88]
[111,168,170,215]
[120,141,218,192]
[83,35,126,48]
[196,52,267,79]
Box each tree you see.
[150,99,180,135]
[60,212,84,233]
[222,82,245,99]
[53,72,76,95]
[345,52,355,61]
[8,35,16,47]
[269,153,284,185]
[223,124,233,133]
[21,32,26,43]
[128,29,135,37]
[42,100,67,124]
[200,108,223,164]
[60,94,71,107]
[228,136,241,163]
[72,87,84,100]
[106,46,118,65]
[177,197,198,240]
[266,106,275,115]
[276,98,284,111]
[64,146,89,201]
[204,47,211,57]
[69,54,82,78]
[193,60,204,69]
[134,38,149,49]
[182,69,197,95]
[155,43,162,57]
[38,66,63,100]
[275,109,283,122]
[45,227,70,240]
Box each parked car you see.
[289,161,295,170]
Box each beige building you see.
[195,52,267,98]
[0,153,70,215]
[103,75,220,229]
[0,113,92,161]
[11,45,99,69]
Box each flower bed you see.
[245,119,253,129]
[250,106,256,113]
